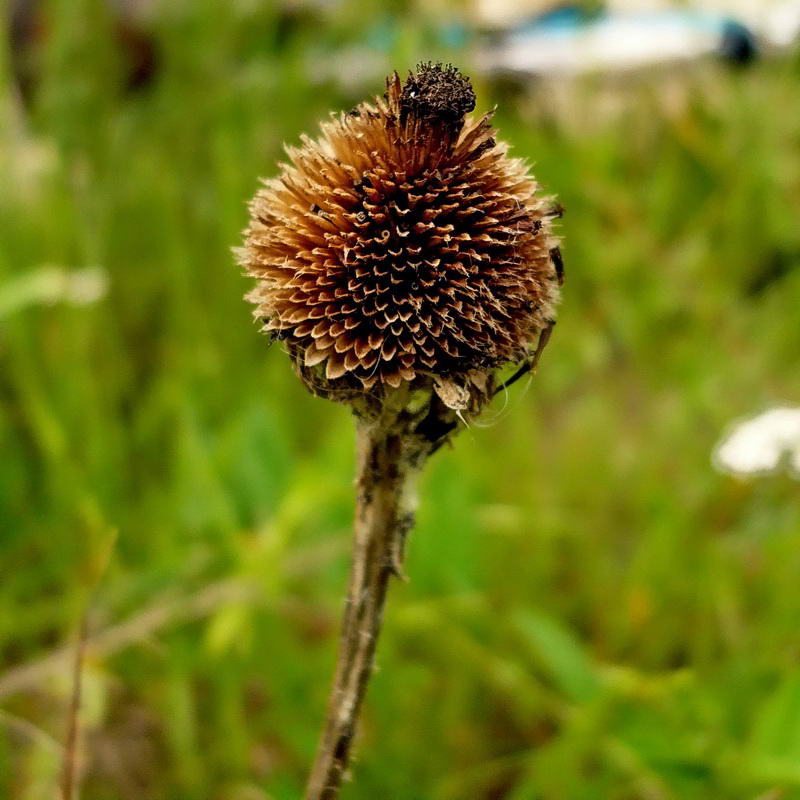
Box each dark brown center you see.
[399,62,476,132]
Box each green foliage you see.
[1,3,800,798]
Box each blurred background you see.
[2,0,800,798]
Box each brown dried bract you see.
[238,63,560,403]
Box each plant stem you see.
[304,415,418,800]
[61,612,88,800]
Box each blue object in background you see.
[720,18,759,63]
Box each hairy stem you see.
[304,415,418,800]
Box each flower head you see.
[239,63,561,408]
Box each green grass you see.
[2,3,800,798]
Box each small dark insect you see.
[550,246,564,286]
[348,108,361,117]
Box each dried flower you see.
[238,63,561,410]
[237,65,564,800]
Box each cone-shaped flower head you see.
[239,64,561,407]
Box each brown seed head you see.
[238,63,561,410]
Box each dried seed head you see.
[238,63,561,410]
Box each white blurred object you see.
[475,0,800,49]
[762,0,800,47]
[476,1,800,80]
[0,266,109,319]
[480,13,723,78]
[714,407,800,478]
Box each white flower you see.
[714,407,800,478]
